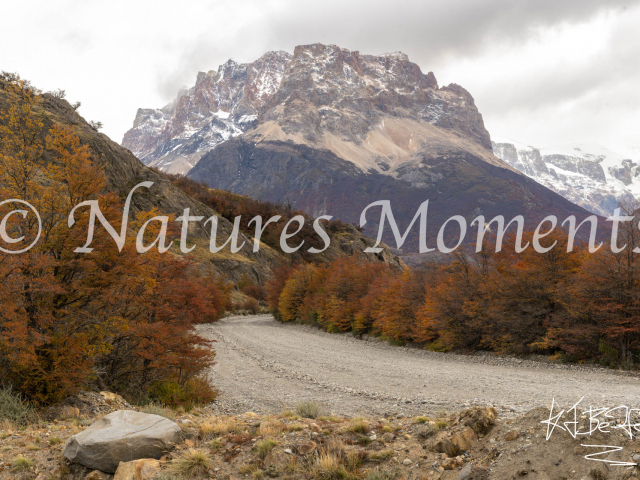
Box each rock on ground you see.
[113,459,160,480]
[63,410,181,473]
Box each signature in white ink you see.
[541,397,640,466]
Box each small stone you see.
[85,472,110,480]
[284,448,292,454]
[403,458,412,465]
[442,457,456,470]
[450,428,477,453]
[458,463,473,480]
[382,432,395,442]
[114,459,161,480]
[505,431,518,441]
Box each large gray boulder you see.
[63,410,181,473]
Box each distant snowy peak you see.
[122,50,292,175]
[492,138,640,216]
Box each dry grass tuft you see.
[309,453,349,479]
[368,450,394,464]
[254,438,278,459]
[169,448,212,478]
[140,403,176,420]
[199,416,239,438]
[295,400,322,419]
[347,418,369,434]
[11,455,32,471]
[259,417,285,436]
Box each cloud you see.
[4,0,638,147]
[158,0,636,98]
[258,0,636,64]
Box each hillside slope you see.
[0,77,401,283]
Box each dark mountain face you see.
[188,138,597,251]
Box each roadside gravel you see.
[198,315,640,419]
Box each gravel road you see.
[198,315,640,418]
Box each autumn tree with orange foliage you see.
[545,201,640,367]
[0,76,226,405]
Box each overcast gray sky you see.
[3,0,639,150]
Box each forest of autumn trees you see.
[0,76,228,406]
[268,219,640,369]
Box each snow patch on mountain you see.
[493,138,640,216]
[121,51,292,175]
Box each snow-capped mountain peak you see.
[122,50,292,175]
[493,138,640,216]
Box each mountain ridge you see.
[492,138,640,216]
[123,43,600,252]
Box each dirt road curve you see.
[198,315,640,418]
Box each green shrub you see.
[417,424,437,439]
[0,385,36,426]
[12,455,32,471]
[148,378,217,410]
[254,439,278,459]
[368,450,394,463]
[295,400,322,419]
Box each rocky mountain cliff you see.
[122,51,292,175]
[492,138,640,216]
[124,44,598,251]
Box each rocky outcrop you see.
[122,51,292,174]
[492,138,640,216]
[62,410,181,473]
